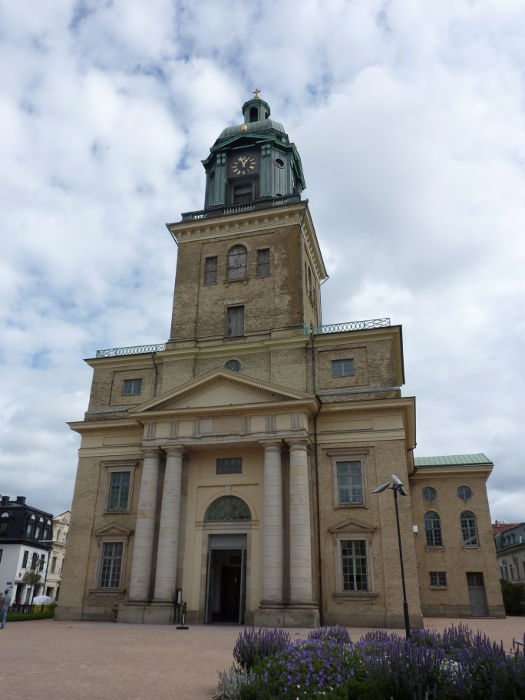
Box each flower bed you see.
[216,625,525,699]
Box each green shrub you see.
[7,606,55,622]
[500,580,525,615]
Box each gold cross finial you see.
[253,88,260,99]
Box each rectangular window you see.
[341,540,368,591]
[31,552,38,570]
[429,571,447,587]
[107,471,131,511]
[226,305,245,337]
[51,556,57,574]
[337,461,363,505]
[22,550,29,568]
[123,378,142,396]
[233,183,253,205]
[332,359,355,377]
[0,549,2,564]
[39,554,45,572]
[204,256,217,284]
[216,458,242,475]
[256,249,270,277]
[0,522,8,536]
[100,542,123,589]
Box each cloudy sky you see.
[1,0,524,522]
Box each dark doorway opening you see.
[205,537,246,624]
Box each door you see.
[205,534,247,624]
[467,572,488,616]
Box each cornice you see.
[168,202,307,242]
[134,398,318,421]
[68,419,141,435]
[319,397,415,417]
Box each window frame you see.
[460,510,479,547]
[122,378,142,396]
[226,305,245,338]
[422,486,437,503]
[103,461,138,515]
[457,485,473,502]
[256,248,270,277]
[204,256,218,285]
[227,245,248,280]
[99,541,124,589]
[328,450,369,509]
[216,458,243,475]
[429,571,447,588]
[424,511,443,547]
[331,358,355,378]
[332,531,375,597]
[92,531,131,593]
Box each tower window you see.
[227,245,247,280]
[332,359,355,378]
[249,107,258,122]
[226,306,244,337]
[204,256,217,284]
[123,379,142,396]
[256,249,270,277]
[275,158,284,168]
[233,184,253,205]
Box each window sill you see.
[104,509,131,515]
[429,586,448,590]
[224,277,248,284]
[88,588,125,595]
[425,546,445,551]
[462,545,480,550]
[333,592,378,600]
[335,503,367,510]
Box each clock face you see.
[232,154,256,176]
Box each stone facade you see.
[57,98,503,627]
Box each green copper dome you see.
[201,94,306,212]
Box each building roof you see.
[414,453,492,468]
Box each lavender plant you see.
[223,624,525,699]
[233,627,291,671]
[307,625,351,645]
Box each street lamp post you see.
[372,474,411,639]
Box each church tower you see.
[168,93,325,345]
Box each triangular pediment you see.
[130,370,314,415]
[328,518,376,534]
[94,525,133,538]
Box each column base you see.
[118,601,175,625]
[254,602,320,628]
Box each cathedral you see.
[58,95,504,627]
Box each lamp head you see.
[372,482,391,494]
[392,474,403,486]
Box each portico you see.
[119,369,320,626]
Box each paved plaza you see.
[0,617,523,700]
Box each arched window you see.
[227,245,247,280]
[460,511,479,546]
[422,486,437,503]
[224,359,241,372]
[204,496,251,522]
[424,511,443,547]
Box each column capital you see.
[259,439,282,452]
[285,437,310,450]
[141,445,161,458]
[162,444,185,457]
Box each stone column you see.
[153,446,184,602]
[287,439,314,603]
[128,447,161,601]
[261,440,283,603]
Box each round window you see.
[225,359,241,372]
[275,158,284,168]
[422,486,437,502]
[457,485,472,501]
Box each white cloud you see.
[1,0,524,522]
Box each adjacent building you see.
[0,495,53,604]
[44,510,71,601]
[494,522,525,583]
[57,95,504,627]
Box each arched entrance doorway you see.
[204,496,251,624]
